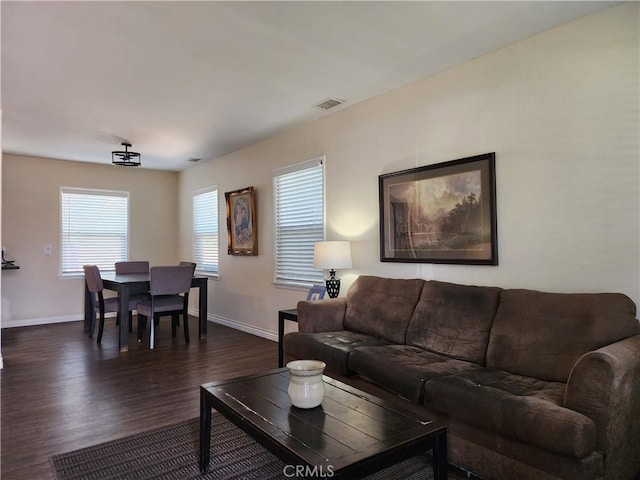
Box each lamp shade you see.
[313,241,352,270]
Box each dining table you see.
[84,272,208,352]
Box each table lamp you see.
[313,241,352,298]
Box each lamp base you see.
[326,270,340,298]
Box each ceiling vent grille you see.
[314,97,346,111]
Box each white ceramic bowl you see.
[286,360,326,375]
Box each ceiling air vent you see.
[314,97,346,111]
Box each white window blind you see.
[193,187,219,274]
[274,156,325,284]
[60,187,128,275]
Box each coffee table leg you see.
[432,430,448,480]
[199,388,212,473]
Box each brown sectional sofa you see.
[283,276,640,480]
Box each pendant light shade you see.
[112,142,141,166]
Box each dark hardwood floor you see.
[1,317,468,480]
[1,317,279,480]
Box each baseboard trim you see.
[1,310,278,343]
[1,314,86,329]
[205,312,277,343]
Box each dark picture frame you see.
[379,153,497,265]
[225,186,258,256]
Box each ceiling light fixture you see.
[112,142,141,167]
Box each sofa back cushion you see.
[344,276,425,344]
[406,281,502,365]
[487,289,639,382]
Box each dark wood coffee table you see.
[199,368,448,479]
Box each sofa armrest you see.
[296,298,346,332]
[564,334,640,478]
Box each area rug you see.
[50,413,433,480]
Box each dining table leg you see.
[198,278,208,339]
[118,285,130,352]
[84,282,94,334]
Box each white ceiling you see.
[1,1,620,171]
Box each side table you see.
[278,309,298,367]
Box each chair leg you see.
[97,304,106,344]
[137,315,146,342]
[183,310,190,344]
[150,313,155,350]
[128,312,133,333]
[171,315,177,338]
[88,310,96,339]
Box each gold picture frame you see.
[225,186,257,256]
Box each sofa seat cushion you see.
[424,369,597,458]
[283,331,391,376]
[348,345,484,403]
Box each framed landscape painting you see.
[225,186,257,256]
[379,153,497,265]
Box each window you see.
[60,187,128,275]
[274,156,325,285]
[193,187,219,274]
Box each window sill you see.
[272,281,315,292]
[196,271,219,280]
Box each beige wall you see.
[179,3,639,339]
[1,4,638,339]
[1,155,179,326]
[1,110,3,366]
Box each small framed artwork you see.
[379,152,497,265]
[306,284,327,301]
[225,186,258,256]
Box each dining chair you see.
[153,262,196,328]
[83,265,141,344]
[172,262,196,328]
[136,264,195,349]
[114,261,150,274]
[114,261,151,332]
